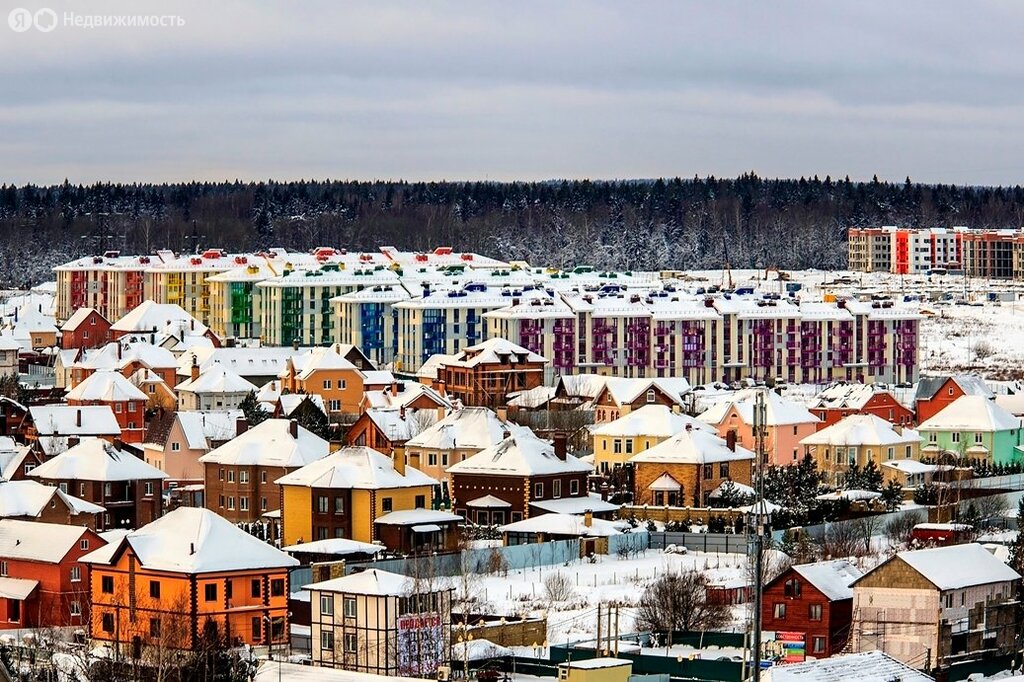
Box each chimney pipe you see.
[399,405,406,421]
[113,437,123,451]
[116,343,122,360]
[289,419,298,439]
[292,338,299,351]
[554,432,567,461]
[391,381,399,397]
[599,482,609,502]
[583,510,593,527]
[190,355,199,382]
[725,429,737,452]
[236,417,248,436]
[76,409,82,428]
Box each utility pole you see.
[596,603,602,654]
[747,389,769,682]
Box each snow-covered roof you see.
[199,418,329,468]
[361,381,451,410]
[60,307,103,331]
[800,414,921,448]
[279,393,327,417]
[530,494,620,515]
[815,489,881,502]
[917,395,1020,432]
[810,383,885,410]
[452,638,514,662]
[29,405,120,436]
[500,513,627,538]
[708,480,756,498]
[598,377,689,407]
[77,341,177,371]
[176,346,306,379]
[176,364,258,395]
[81,507,298,573]
[868,543,1021,591]
[881,459,939,474]
[29,438,168,482]
[415,353,458,380]
[447,433,591,477]
[406,407,532,451]
[363,407,435,443]
[699,388,819,427]
[556,374,608,400]
[762,650,933,682]
[284,345,361,381]
[304,568,419,596]
[629,426,755,465]
[0,519,96,563]
[282,538,385,556]
[373,509,462,525]
[507,385,556,410]
[790,560,863,601]
[175,411,242,450]
[465,494,512,508]
[0,480,104,519]
[275,447,438,489]
[592,404,713,438]
[252,661,424,682]
[65,370,148,403]
[915,374,992,402]
[446,337,547,368]
[110,301,209,336]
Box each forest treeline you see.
[3,174,1024,286]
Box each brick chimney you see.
[391,381,399,397]
[289,419,298,439]
[583,510,593,527]
[190,355,199,382]
[600,482,609,502]
[236,417,248,436]
[392,447,406,475]
[725,429,737,451]
[553,432,567,461]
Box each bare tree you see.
[635,571,730,641]
[820,521,860,559]
[853,515,883,555]
[542,572,576,603]
[884,512,922,552]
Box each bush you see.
[543,572,575,602]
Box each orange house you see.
[83,507,298,652]
[279,344,390,416]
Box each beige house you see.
[591,404,713,474]
[142,411,241,488]
[800,414,922,487]
[306,568,452,677]
[852,543,1020,668]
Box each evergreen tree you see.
[291,396,332,441]
[1009,497,1024,579]
[239,390,269,427]
[861,460,883,492]
[880,480,903,512]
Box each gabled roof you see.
[447,433,591,477]
[554,374,608,400]
[800,414,921,448]
[0,479,104,519]
[0,519,97,563]
[60,307,106,332]
[499,513,626,538]
[915,374,992,402]
[176,346,308,379]
[917,395,1020,432]
[81,507,298,573]
[198,418,329,467]
[283,344,364,381]
[698,389,819,427]
[276,447,438,490]
[856,543,1020,591]
[810,383,886,410]
[592,404,713,438]
[110,301,209,336]
[282,538,385,557]
[29,438,168,482]
[596,377,688,408]
[363,407,436,443]
[65,369,148,403]
[77,341,177,371]
[405,407,532,451]
[175,411,242,450]
[415,353,458,380]
[304,568,419,597]
[279,393,327,418]
[789,560,863,601]
[362,381,451,410]
[446,337,547,368]
[175,364,258,395]
[629,426,755,465]
[29,405,120,436]
[763,650,934,682]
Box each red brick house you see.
[60,308,111,350]
[762,559,863,659]
[0,519,105,629]
[914,375,991,425]
[65,370,148,443]
[434,338,547,408]
[447,433,593,524]
[809,384,915,429]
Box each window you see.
[204,584,217,602]
[227,497,235,510]
[784,579,801,597]
[570,479,580,495]
[227,470,235,483]
[812,636,825,653]
[321,631,334,651]
[553,480,562,499]
[534,482,544,499]
[101,575,114,594]
[102,483,110,497]
[149,580,160,599]
[271,579,285,597]
[0,561,7,576]
[240,471,249,484]
[329,399,341,412]
[149,618,161,638]
[240,497,249,511]
[70,566,81,583]
[70,600,82,617]
[219,468,225,481]
[261,497,268,511]
[702,464,713,480]
[381,497,393,512]
[251,617,261,641]
[428,452,438,466]
[226,580,233,599]
[975,432,984,444]
[344,597,357,618]
[101,613,114,633]
[171,441,180,452]
[809,604,822,621]
[887,447,894,461]
[905,445,912,458]
[773,603,786,619]
[719,463,730,478]
[344,633,357,653]
[335,497,345,514]
[645,389,656,403]
[80,538,90,551]
[320,593,333,615]
[929,432,937,443]
[128,402,136,412]
[261,471,267,484]
[144,482,153,497]
[625,440,633,455]
[414,495,425,509]
[951,432,960,443]
[943,593,953,608]
[219,495,225,508]
[323,380,332,390]
[115,403,122,413]
[613,440,622,454]
[441,453,449,467]
[252,579,261,598]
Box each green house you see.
[917,395,1022,465]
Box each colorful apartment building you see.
[53,251,173,324]
[83,507,298,652]
[847,226,1024,279]
[331,284,411,367]
[141,249,251,326]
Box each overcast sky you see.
[3,1,1023,186]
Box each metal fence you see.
[608,531,651,556]
[647,532,749,554]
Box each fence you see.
[648,532,749,554]
[608,531,651,556]
[549,642,743,682]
